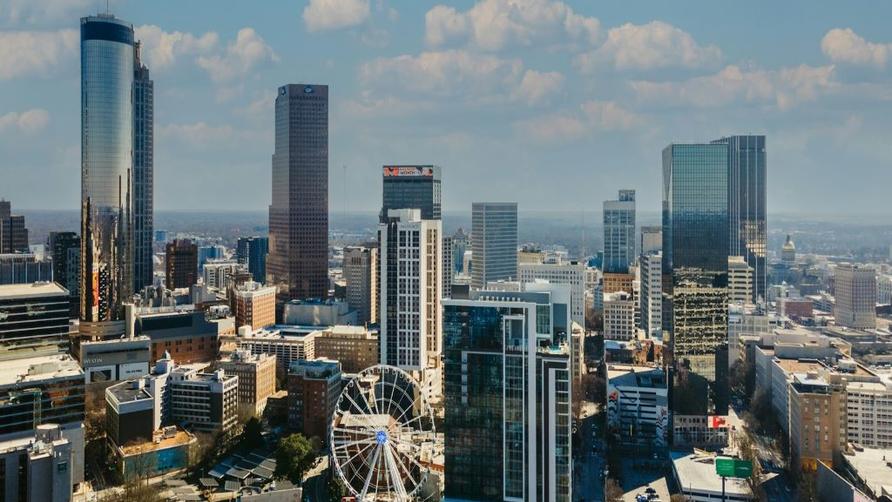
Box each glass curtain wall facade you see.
[133,42,154,292]
[662,143,730,430]
[712,135,766,303]
[471,202,518,289]
[80,15,135,336]
[443,290,571,501]
[267,84,329,301]
[603,189,636,274]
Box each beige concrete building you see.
[218,349,277,417]
[233,281,276,331]
[834,263,876,329]
[344,246,377,325]
[727,256,753,304]
[312,325,379,373]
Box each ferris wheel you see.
[330,364,436,501]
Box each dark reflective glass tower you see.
[662,143,730,445]
[712,135,766,303]
[379,165,441,223]
[80,15,135,337]
[133,42,154,292]
[267,84,329,301]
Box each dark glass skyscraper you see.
[443,288,572,500]
[662,143,730,444]
[49,231,80,317]
[712,135,766,303]
[236,236,268,283]
[267,84,329,301]
[133,42,154,292]
[379,165,441,223]
[80,15,136,337]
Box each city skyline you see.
[2,1,892,215]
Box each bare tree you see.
[605,478,624,502]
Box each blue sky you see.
[2,0,892,216]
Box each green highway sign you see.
[715,457,753,478]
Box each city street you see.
[574,401,604,502]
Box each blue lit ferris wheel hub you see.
[376,430,388,445]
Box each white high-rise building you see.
[604,291,636,340]
[518,261,586,327]
[379,209,442,373]
[728,256,754,305]
[203,259,244,290]
[471,202,517,289]
[639,252,662,338]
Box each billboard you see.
[383,166,434,177]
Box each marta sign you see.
[715,457,753,478]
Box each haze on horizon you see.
[2,0,891,215]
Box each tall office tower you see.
[727,256,753,304]
[236,236,269,283]
[603,189,636,273]
[380,165,441,222]
[49,231,81,317]
[640,225,662,256]
[378,209,442,373]
[712,135,766,302]
[442,235,453,298]
[132,42,154,293]
[518,261,587,327]
[0,200,29,253]
[662,143,730,439]
[443,285,572,501]
[267,84,329,302]
[80,14,136,338]
[344,246,377,325]
[834,263,877,329]
[639,252,662,338]
[471,202,518,289]
[165,239,197,289]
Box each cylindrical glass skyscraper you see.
[80,14,134,337]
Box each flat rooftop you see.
[774,358,826,374]
[0,354,83,387]
[608,365,666,388]
[671,451,750,497]
[0,282,68,299]
[107,379,153,404]
[843,447,892,496]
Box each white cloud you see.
[513,99,642,143]
[197,28,278,82]
[135,25,218,70]
[0,109,49,133]
[575,21,721,72]
[512,70,564,105]
[303,0,371,32]
[579,100,643,130]
[359,49,562,107]
[157,121,265,147]
[425,0,600,51]
[0,0,92,25]
[630,64,837,110]
[822,28,891,68]
[0,29,77,79]
[360,50,523,97]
